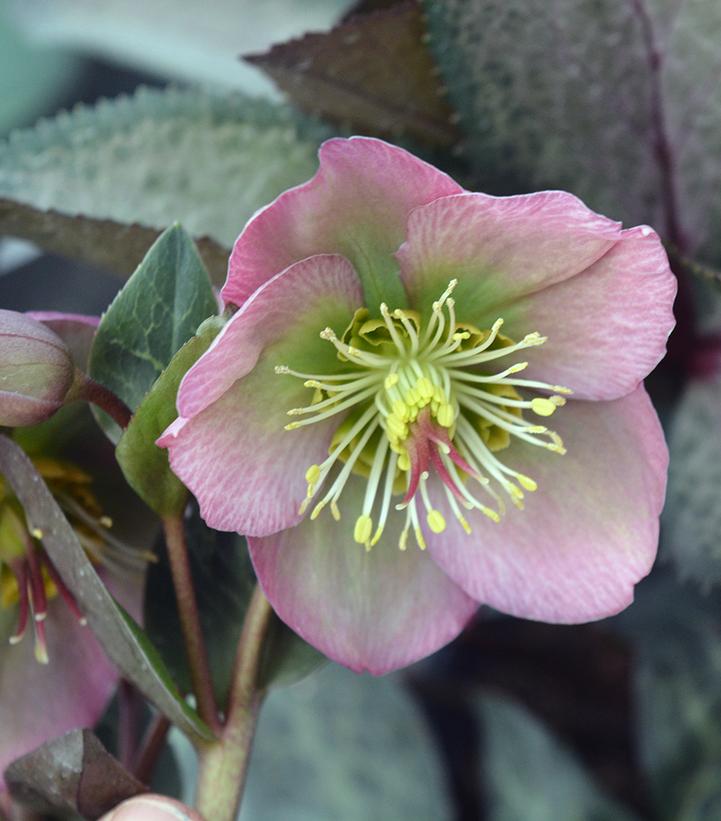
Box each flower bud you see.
[0,310,75,427]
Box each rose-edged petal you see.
[160,255,363,535]
[222,137,463,311]
[249,475,478,675]
[427,387,667,623]
[397,191,622,319]
[499,226,676,400]
[0,597,117,791]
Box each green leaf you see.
[89,224,217,442]
[5,730,145,818]
[144,509,325,709]
[663,378,721,587]
[116,318,223,516]
[475,695,638,821]
[423,0,721,260]
[245,2,459,147]
[0,86,329,267]
[0,435,212,743]
[240,664,452,821]
[619,576,721,819]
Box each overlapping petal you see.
[249,475,478,674]
[397,191,622,319]
[222,137,462,310]
[160,255,363,535]
[500,226,676,400]
[427,387,667,623]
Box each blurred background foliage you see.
[1,0,721,818]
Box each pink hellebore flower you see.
[159,137,676,674]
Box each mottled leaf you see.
[246,1,459,147]
[0,86,329,253]
[475,695,637,821]
[115,318,223,516]
[6,729,145,819]
[89,224,217,442]
[240,664,451,820]
[0,197,230,284]
[424,0,721,260]
[0,435,212,743]
[663,377,721,587]
[145,510,325,709]
[619,576,721,818]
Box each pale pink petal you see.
[160,255,363,535]
[427,387,666,622]
[397,191,622,317]
[0,597,117,790]
[222,137,462,308]
[500,226,676,400]
[249,475,477,674]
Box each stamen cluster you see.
[276,280,571,551]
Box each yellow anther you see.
[550,395,566,407]
[531,397,557,417]
[553,385,573,395]
[35,642,49,665]
[303,379,322,388]
[330,500,341,521]
[517,474,538,492]
[509,362,528,373]
[414,528,427,550]
[305,464,321,485]
[30,528,43,540]
[274,365,290,374]
[298,499,311,515]
[507,484,524,501]
[385,373,399,389]
[399,529,409,551]
[427,510,447,534]
[398,452,411,471]
[458,515,472,534]
[392,400,409,421]
[284,422,301,431]
[370,527,384,547]
[353,514,373,545]
[386,415,407,439]
[437,403,455,427]
[523,333,546,346]
[481,506,501,523]
[99,516,113,528]
[417,377,434,399]
[310,501,326,520]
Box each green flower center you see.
[276,280,570,550]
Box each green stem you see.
[161,515,221,735]
[195,586,273,821]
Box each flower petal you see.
[160,254,363,535]
[27,312,99,370]
[499,226,676,400]
[222,137,462,310]
[249,475,478,674]
[397,191,622,318]
[0,598,117,791]
[427,387,667,623]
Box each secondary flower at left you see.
[0,313,147,792]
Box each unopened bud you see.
[0,310,75,427]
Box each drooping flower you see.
[159,137,676,674]
[0,313,148,789]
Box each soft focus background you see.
[2,1,720,819]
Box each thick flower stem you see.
[195,586,273,821]
[71,371,132,429]
[161,515,221,735]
